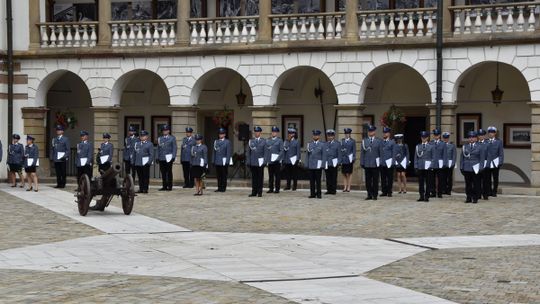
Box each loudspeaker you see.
[238,123,250,141]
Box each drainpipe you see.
[435,0,444,129]
[6,0,14,138]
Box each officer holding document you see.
[460,131,486,204]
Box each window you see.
[271,0,326,14]
[217,0,259,17]
[191,0,207,18]
[50,0,97,22]
[336,0,436,10]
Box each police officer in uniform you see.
[213,127,232,192]
[247,126,266,197]
[361,125,383,200]
[442,132,456,195]
[429,129,447,198]
[24,135,40,192]
[76,131,93,181]
[283,128,301,191]
[394,134,409,194]
[7,134,25,188]
[380,127,397,197]
[460,131,486,203]
[51,125,70,188]
[98,133,113,173]
[181,127,195,188]
[477,129,490,200]
[265,126,284,194]
[157,125,177,191]
[324,129,340,195]
[307,130,325,199]
[124,126,138,180]
[486,126,504,197]
[340,128,356,193]
[414,131,434,202]
[134,130,154,194]
[191,134,208,196]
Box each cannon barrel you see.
[101,164,122,181]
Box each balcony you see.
[30,1,540,55]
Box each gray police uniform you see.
[460,142,486,203]
[265,137,284,193]
[395,143,409,172]
[283,138,301,190]
[190,144,208,178]
[444,141,457,194]
[340,138,356,174]
[51,135,70,188]
[158,135,177,190]
[477,139,491,199]
[324,139,341,194]
[98,142,113,172]
[485,138,504,196]
[7,142,24,172]
[380,139,398,196]
[247,137,266,196]
[307,140,326,198]
[361,137,383,199]
[24,144,39,172]
[134,140,154,192]
[430,139,448,197]
[181,136,195,188]
[76,140,93,180]
[124,135,139,179]
[213,138,232,192]
[414,142,434,201]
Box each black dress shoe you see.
[249,194,256,197]
[267,190,274,194]
[365,197,373,200]
[215,190,221,192]
[309,195,316,198]
[292,187,297,191]
[380,193,388,197]
[483,196,489,200]
[373,197,378,200]
[437,195,443,198]
[473,200,478,204]
[465,199,472,203]
[424,198,429,202]
[158,188,167,191]
[274,190,280,194]
[317,195,322,199]
[387,193,392,197]
[417,198,424,202]
[137,190,144,193]
[492,193,497,197]
[54,185,61,189]
[283,187,291,191]
[257,194,262,197]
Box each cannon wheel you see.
[77,174,92,216]
[121,175,135,215]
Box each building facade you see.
[1,0,539,186]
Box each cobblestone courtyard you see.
[1,185,539,303]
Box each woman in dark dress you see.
[24,135,40,192]
[190,134,208,196]
[394,134,409,194]
[7,134,25,188]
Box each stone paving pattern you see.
[367,246,540,304]
[0,269,293,304]
[104,187,540,239]
[0,191,102,250]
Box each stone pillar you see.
[442,0,453,37]
[428,103,457,135]
[257,0,272,44]
[21,107,49,176]
[29,0,41,49]
[171,106,198,183]
[98,0,112,47]
[177,0,190,46]
[344,0,359,41]
[529,102,540,186]
[335,104,365,187]
[250,106,279,138]
[92,107,120,175]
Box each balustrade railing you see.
[109,20,177,47]
[450,1,540,35]
[271,12,345,42]
[188,16,258,45]
[357,8,437,39]
[38,22,98,48]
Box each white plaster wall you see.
[0,101,7,179]
[0,0,6,51]
[12,0,29,51]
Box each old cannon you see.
[76,164,135,216]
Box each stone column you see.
[442,0,453,37]
[335,104,365,187]
[177,0,190,46]
[257,0,272,44]
[22,107,49,176]
[428,103,457,135]
[171,106,198,183]
[98,0,112,47]
[529,102,540,186]
[344,0,359,41]
[92,106,120,175]
[29,0,41,49]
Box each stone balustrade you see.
[38,22,98,48]
[270,12,345,42]
[357,8,437,39]
[189,17,258,45]
[109,20,177,47]
[450,1,540,35]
